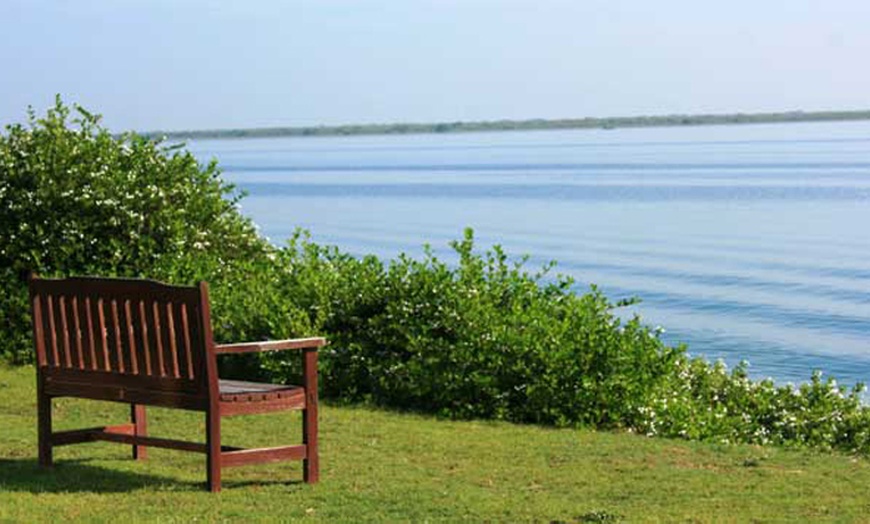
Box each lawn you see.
[1,365,869,523]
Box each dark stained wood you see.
[127,299,140,374]
[28,274,322,492]
[51,424,134,445]
[84,296,99,371]
[151,300,166,377]
[43,366,200,393]
[138,299,153,376]
[71,296,85,369]
[110,298,125,373]
[219,380,306,402]
[59,295,73,368]
[46,295,60,366]
[215,337,326,354]
[220,394,307,417]
[37,375,52,468]
[222,445,307,468]
[200,282,223,493]
[96,298,110,372]
[132,404,147,460]
[53,426,208,453]
[303,348,319,483]
[206,408,221,492]
[179,303,195,380]
[43,380,209,410]
[31,292,47,367]
[165,302,181,379]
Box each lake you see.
[187,122,870,389]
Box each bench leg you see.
[37,393,53,468]
[206,408,221,492]
[303,403,318,483]
[303,349,319,484]
[131,404,147,460]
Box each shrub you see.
[639,360,870,452]
[262,229,685,427]
[0,97,268,362]
[260,230,870,455]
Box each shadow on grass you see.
[0,457,198,493]
[0,458,303,493]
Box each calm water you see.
[187,122,870,388]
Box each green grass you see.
[2,365,870,522]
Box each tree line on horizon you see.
[142,109,870,140]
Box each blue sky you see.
[2,0,869,131]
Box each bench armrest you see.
[214,337,327,355]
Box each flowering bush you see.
[259,231,870,454]
[0,97,267,362]
[639,360,870,452]
[260,230,680,426]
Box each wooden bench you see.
[28,274,326,492]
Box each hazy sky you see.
[2,0,869,132]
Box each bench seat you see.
[219,379,305,403]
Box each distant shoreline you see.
[142,109,870,141]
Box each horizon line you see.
[139,108,870,140]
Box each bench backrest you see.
[29,275,217,405]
